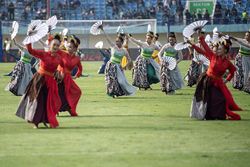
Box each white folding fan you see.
[117,25,125,35]
[62,28,68,36]
[205,34,212,44]
[46,15,57,32]
[10,21,19,40]
[183,20,208,38]
[147,24,152,32]
[212,27,230,44]
[193,54,210,66]
[212,27,219,43]
[90,21,103,35]
[95,41,103,49]
[175,42,190,51]
[162,56,177,70]
[5,41,11,51]
[22,20,48,45]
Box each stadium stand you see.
[1,0,250,25]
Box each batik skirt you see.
[132,56,160,89]
[185,60,202,87]
[160,59,184,94]
[105,61,137,97]
[6,61,33,96]
[232,54,244,90]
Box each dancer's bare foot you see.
[33,124,38,129]
[43,122,49,128]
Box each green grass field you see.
[0,61,249,167]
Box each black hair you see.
[220,39,232,53]
[117,33,125,41]
[117,32,125,37]
[70,35,81,48]
[168,32,176,38]
[116,36,124,43]
[146,31,154,38]
[54,34,62,42]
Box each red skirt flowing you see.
[63,74,82,116]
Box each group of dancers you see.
[4,18,249,128]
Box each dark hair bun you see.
[168,32,176,38]
[54,33,62,42]
[155,33,159,37]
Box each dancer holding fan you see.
[117,26,132,70]
[92,22,136,97]
[57,35,82,116]
[182,21,210,87]
[152,33,162,64]
[158,32,184,94]
[16,20,63,128]
[230,31,250,93]
[186,33,210,87]
[188,30,242,120]
[5,21,33,96]
[95,41,111,74]
[127,31,160,90]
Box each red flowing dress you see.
[26,44,62,127]
[57,51,82,116]
[191,36,242,120]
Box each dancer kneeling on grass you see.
[127,31,160,90]
[100,26,137,97]
[189,32,242,120]
[57,35,82,116]
[158,32,184,94]
[16,34,63,128]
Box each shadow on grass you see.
[59,114,155,118]
[0,121,24,124]
[56,125,191,131]
[115,96,162,100]
[174,92,194,96]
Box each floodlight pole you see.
[0,21,2,62]
[47,0,51,19]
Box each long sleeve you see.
[26,43,46,60]
[75,60,83,78]
[199,36,214,60]
[129,37,144,47]
[158,44,168,57]
[235,37,250,48]
[226,61,236,81]
[191,44,206,56]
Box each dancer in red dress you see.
[16,34,63,128]
[57,35,82,116]
[189,34,242,120]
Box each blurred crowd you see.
[0,0,250,25]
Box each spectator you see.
[8,2,15,20]
[203,9,210,22]
[0,10,8,21]
[242,9,248,24]
[185,9,191,25]
[231,5,239,23]
[191,11,197,22]
[214,7,222,24]
[197,10,202,20]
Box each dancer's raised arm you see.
[100,26,115,47]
